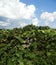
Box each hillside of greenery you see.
[0,25,56,65]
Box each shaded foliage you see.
[0,25,56,65]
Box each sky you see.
[0,0,56,29]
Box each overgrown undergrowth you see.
[0,25,56,65]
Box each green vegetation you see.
[0,25,56,65]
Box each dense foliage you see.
[0,25,56,65]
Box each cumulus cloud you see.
[40,12,56,22]
[19,22,27,27]
[0,0,38,28]
[0,21,10,26]
[0,0,36,19]
[32,18,39,26]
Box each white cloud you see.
[19,22,27,27]
[0,0,39,28]
[32,18,39,26]
[0,21,10,26]
[0,0,36,19]
[41,12,56,22]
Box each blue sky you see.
[21,0,56,17]
[21,0,56,12]
[0,0,56,29]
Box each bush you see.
[0,25,56,65]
